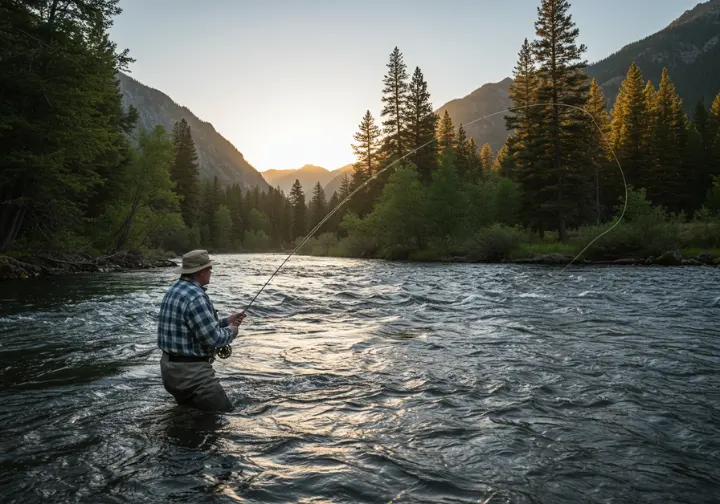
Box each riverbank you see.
[1,247,718,282]
[0,250,178,281]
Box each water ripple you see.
[0,255,719,503]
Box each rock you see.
[613,258,643,265]
[656,250,682,266]
[530,253,572,265]
[0,256,42,280]
[714,258,720,266]
[645,256,654,265]
[697,252,714,264]
[681,259,704,266]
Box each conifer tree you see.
[381,47,409,161]
[611,63,649,189]
[505,39,539,139]
[531,0,590,240]
[494,139,514,177]
[171,118,201,227]
[289,179,307,240]
[437,111,456,154]
[309,182,327,231]
[405,67,438,181]
[585,79,612,222]
[351,110,382,187]
[479,143,495,174]
[648,69,687,212]
[455,124,470,179]
[339,174,352,200]
[467,138,483,180]
[505,38,542,231]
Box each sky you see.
[110,0,702,172]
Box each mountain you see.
[117,72,268,190]
[437,0,720,152]
[435,78,513,154]
[323,164,355,197]
[262,164,352,195]
[588,0,720,108]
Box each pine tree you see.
[405,67,438,182]
[494,138,515,178]
[531,0,591,240]
[455,124,470,179]
[289,179,307,240]
[467,138,483,181]
[171,118,201,227]
[505,39,539,136]
[339,174,352,200]
[648,69,688,213]
[309,182,327,231]
[0,0,133,252]
[380,47,409,161]
[585,79,612,222]
[351,110,382,189]
[479,143,495,174]
[505,38,542,231]
[437,111,456,154]
[611,63,649,191]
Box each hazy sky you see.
[110,0,701,172]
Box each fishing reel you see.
[215,345,232,359]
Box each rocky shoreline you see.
[0,250,178,281]
[1,249,718,282]
[446,250,720,267]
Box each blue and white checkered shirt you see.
[157,279,234,357]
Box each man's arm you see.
[186,296,236,349]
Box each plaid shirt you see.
[157,279,234,357]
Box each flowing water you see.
[1,254,719,503]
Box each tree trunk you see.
[0,205,27,253]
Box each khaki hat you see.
[174,249,214,275]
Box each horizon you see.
[110,0,703,172]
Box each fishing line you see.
[216,102,628,358]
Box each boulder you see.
[697,252,714,264]
[645,256,654,265]
[656,250,682,266]
[681,259,704,266]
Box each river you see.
[1,254,719,503]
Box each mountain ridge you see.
[118,72,268,190]
[437,0,720,152]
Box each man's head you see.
[175,249,214,286]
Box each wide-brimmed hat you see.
[174,249,214,275]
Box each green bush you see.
[466,224,525,261]
[575,188,682,258]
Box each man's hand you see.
[230,325,239,337]
[227,312,246,327]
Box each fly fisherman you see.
[157,250,244,412]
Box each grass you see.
[508,242,581,260]
[679,247,720,258]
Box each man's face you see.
[197,266,212,286]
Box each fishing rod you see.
[214,102,628,359]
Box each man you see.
[157,249,245,412]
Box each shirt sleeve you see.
[185,295,235,348]
[219,317,229,328]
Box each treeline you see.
[2,0,719,261]
[296,0,720,260]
